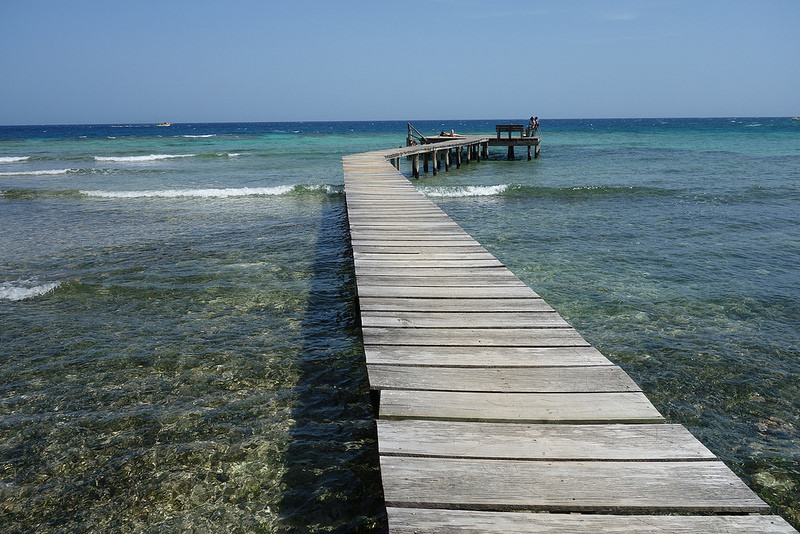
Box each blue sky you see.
[1,0,798,124]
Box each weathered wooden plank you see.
[352,240,479,247]
[346,209,451,215]
[380,390,664,423]
[356,276,528,288]
[358,297,553,313]
[348,221,463,228]
[354,258,505,268]
[348,227,470,236]
[364,345,612,367]
[353,245,492,255]
[350,235,475,243]
[368,364,638,392]
[346,198,434,203]
[352,243,486,253]
[362,327,588,347]
[377,421,716,460]
[348,204,433,209]
[380,456,768,513]
[353,252,496,261]
[361,311,569,328]
[355,286,537,298]
[385,508,797,533]
[349,227,470,235]
[354,266,517,276]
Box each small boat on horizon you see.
[155,122,172,127]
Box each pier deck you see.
[342,143,797,532]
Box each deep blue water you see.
[1,118,798,531]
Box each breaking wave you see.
[417,183,667,199]
[94,154,194,162]
[0,279,61,301]
[81,184,342,198]
[418,184,510,197]
[0,169,77,176]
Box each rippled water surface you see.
[1,119,798,530]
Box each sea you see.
[1,118,798,532]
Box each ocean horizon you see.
[2,118,798,532]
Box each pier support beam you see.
[507,146,514,160]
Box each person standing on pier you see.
[527,116,539,136]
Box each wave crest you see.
[0,156,30,163]
[81,184,342,199]
[94,154,194,162]
[417,183,663,200]
[0,169,77,177]
[0,279,61,301]
[419,184,511,197]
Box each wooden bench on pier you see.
[496,123,526,139]
[493,123,540,159]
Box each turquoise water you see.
[1,119,799,531]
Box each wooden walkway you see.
[342,142,797,533]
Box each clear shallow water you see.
[1,119,799,531]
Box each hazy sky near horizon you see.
[1,0,798,124]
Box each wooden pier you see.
[342,135,797,533]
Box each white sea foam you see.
[0,169,76,176]
[0,279,61,301]
[0,156,30,163]
[94,154,194,162]
[419,184,509,197]
[81,186,297,198]
[181,134,216,138]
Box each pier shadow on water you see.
[276,198,387,533]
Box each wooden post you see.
[508,146,514,160]
[432,150,438,176]
[423,153,429,173]
[413,154,419,178]
[445,149,450,171]
[476,144,481,163]
[527,145,532,161]
[456,146,461,168]
[535,142,540,159]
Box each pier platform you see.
[342,138,797,532]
